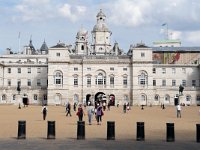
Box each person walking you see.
[87,102,94,125]
[66,102,72,116]
[176,104,181,118]
[96,104,104,125]
[73,102,77,112]
[76,104,84,121]
[123,103,127,113]
[41,105,47,120]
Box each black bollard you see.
[196,124,200,142]
[136,122,145,141]
[47,121,55,139]
[166,123,175,142]
[77,121,85,140]
[18,120,26,139]
[107,121,115,140]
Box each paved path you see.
[0,105,200,149]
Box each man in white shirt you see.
[176,104,181,118]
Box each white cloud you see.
[58,4,86,22]
[185,31,200,44]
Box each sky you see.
[0,0,200,54]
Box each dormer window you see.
[141,52,145,57]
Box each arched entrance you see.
[86,94,91,105]
[95,92,105,105]
[109,94,115,106]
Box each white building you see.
[0,10,200,106]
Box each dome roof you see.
[93,23,109,32]
[77,27,88,37]
[97,9,106,18]
[40,41,48,51]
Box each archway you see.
[95,92,105,106]
[86,94,91,105]
[109,94,115,106]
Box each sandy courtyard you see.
[0,105,200,141]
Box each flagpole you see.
[18,32,21,54]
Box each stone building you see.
[0,9,200,106]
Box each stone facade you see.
[0,10,200,106]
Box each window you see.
[87,68,91,71]
[37,79,41,86]
[87,76,91,87]
[162,68,166,74]
[123,76,127,87]
[154,95,159,101]
[123,68,127,71]
[153,68,156,74]
[172,80,176,86]
[74,67,78,71]
[8,79,11,86]
[81,45,84,50]
[110,76,114,88]
[138,72,148,86]
[186,95,191,101]
[18,68,21,73]
[28,68,31,73]
[141,52,145,57]
[172,68,176,74]
[56,53,60,57]
[17,80,21,87]
[182,80,186,87]
[162,80,166,86]
[34,94,38,101]
[110,67,114,71]
[74,77,78,86]
[153,80,156,86]
[37,68,41,73]
[192,80,196,87]
[13,95,16,101]
[197,96,200,101]
[182,68,186,74]
[27,79,31,86]
[55,72,62,85]
[8,68,11,73]
[2,94,6,101]
[95,73,106,86]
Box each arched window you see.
[54,71,63,85]
[138,71,148,86]
[164,94,170,103]
[81,45,84,50]
[2,94,6,101]
[96,73,106,85]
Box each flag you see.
[162,23,167,26]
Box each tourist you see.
[123,103,127,113]
[87,102,94,125]
[96,104,104,125]
[176,104,181,118]
[41,105,47,120]
[76,104,84,121]
[103,102,106,111]
[66,102,72,117]
[73,102,77,111]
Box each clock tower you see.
[91,9,112,55]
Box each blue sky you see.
[0,0,200,54]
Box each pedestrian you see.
[87,102,94,125]
[103,102,106,111]
[96,104,104,125]
[41,105,47,120]
[76,104,84,121]
[66,102,72,116]
[123,103,127,113]
[73,102,77,111]
[127,102,130,111]
[176,104,181,118]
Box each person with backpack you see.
[41,105,48,120]
[76,104,84,121]
[96,104,104,125]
